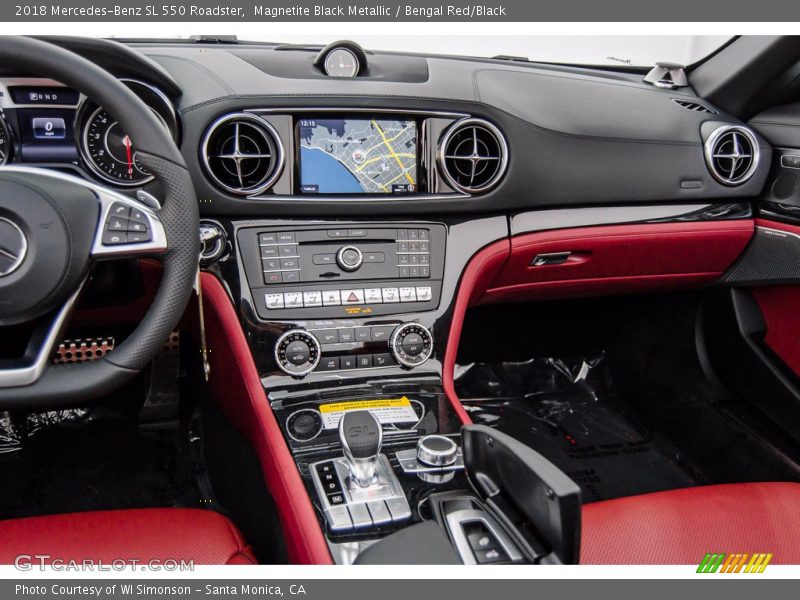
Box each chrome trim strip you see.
[510,203,737,235]
[248,107,469,119]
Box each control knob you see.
[274,329,321,377]
[390,323,433,368]
[336,245,363,272]
[416,435,459,467]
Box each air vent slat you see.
[671,98,717,114]
[201,113,284,196]
[704,125,759,187]
[438,118,508,194]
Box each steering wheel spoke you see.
[0,278,87,388]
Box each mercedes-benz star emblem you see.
[0,217,28,277]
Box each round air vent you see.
[704,125,760,186]
[201,113,284,196]
[438,118,508,194]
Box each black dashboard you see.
[0,37,773,218]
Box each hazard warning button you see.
[341,289,365,305]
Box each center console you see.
[208,207,579,563]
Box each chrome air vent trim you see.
[704,125,760,187]
[201,112,284,196]
[437,118,508,194]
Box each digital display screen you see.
[17,108,79,163]
[298,118,417,195]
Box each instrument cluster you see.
[0,78,179,189]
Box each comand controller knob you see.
[274,329,321,377]
[390,323,433,368]
[417,435,459,467]
[336,245,363,272]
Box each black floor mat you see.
[0,408,201,520]
[456,356,705,503]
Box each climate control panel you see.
[274,322,433,377]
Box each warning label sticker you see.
[319,397,418,430]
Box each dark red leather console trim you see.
[443,239,511,422]
[481,221,754,304]
[199,273,332,565]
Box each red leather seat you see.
[0,508,256,565]
[581,482,800,564]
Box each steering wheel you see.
[0,36,199,408]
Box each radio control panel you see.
[238,223,446,319]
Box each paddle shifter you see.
[339,410,383,487]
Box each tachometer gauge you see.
[0,118,11,166]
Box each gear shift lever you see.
[339,410,383,488]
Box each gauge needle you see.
[122,135,133,176]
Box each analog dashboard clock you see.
[323,47,360,78]
[315,41,368,79]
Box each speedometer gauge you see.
[82,107,156,186]
[76,80,178,188]
[0,118,11,166]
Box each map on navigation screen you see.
[298,118,417,195]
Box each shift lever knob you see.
[339,410,383,488]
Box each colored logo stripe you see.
[698,553,773,573]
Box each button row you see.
[397,241,430,254]
[313,325,394,345]
[327,497,411,531]
[265,286,433,310]
[396,228,430,241]
[317,353,395,372]
[313,251,385,265]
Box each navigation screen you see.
[298,118,417,195]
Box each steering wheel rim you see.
[0,36,199,408]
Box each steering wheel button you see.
[109,202,130,218]
[102,230,128,245]
[107,217,128,231]
[128,232,151,244]
[127,221,149,233]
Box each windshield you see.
[113,34,733,68]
